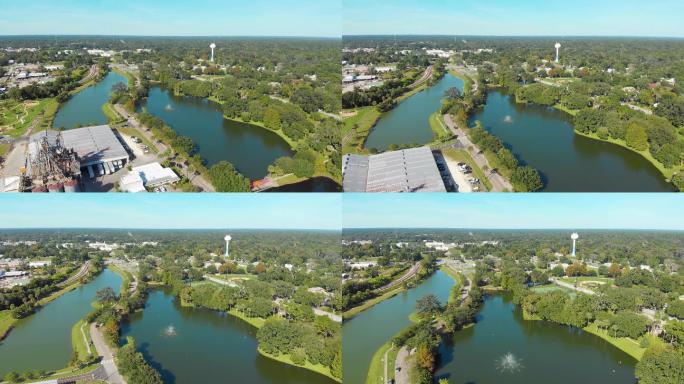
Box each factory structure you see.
[342,146,447,192]
[19,125,130,192]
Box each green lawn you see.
[0,142,10,158]
[227,308,266,328]
[0,98,57,137]
[101,102,126,124]
[259,348,340,382]
[366,340,393,384]
[342,106,381,154]
[442,147,493,191]
[0,310,15,339]
[531,284,577,298]
[429,111,450,137]
[583,322,648,361]
[71,319,93,360]
[108,265,133,294]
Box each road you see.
[79,64,99,85]
[113,104,215,192]
[90,323,127,384]
[394,346,410,384]
[410,66,433,88]
[204,274,239,287]
[59,260,91,287]
[442,114,513,192]
[378,262,421,292]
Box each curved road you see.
[378,262,421,292]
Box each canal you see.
[139,87,292,180]
[52,71,127,129]
[471,90,674,191]
[120,288,336,384]
[342,270,454,384]
[365,74,464,151]
[435,293,636,384]
[0,269,122,376]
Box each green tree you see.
[208,161,250,192]
[625,122,648,151]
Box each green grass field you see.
[366,340,394,384]
[342,106,381,154]
[583,322,649,361]
[343,284,407,320]
[428,111,450,137]
[0,142,10,158]
[70,319,94,360]
[101,102,126,124]
[259,348,340,382]
[0,309,15,339]
[0,98,57,137]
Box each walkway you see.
[378,262,421,292]
[313,307,342,323]
[113,104,215,192]
[394,346,411,384]
[550,278,596,295]
[442,114,513,192]
[90,323,126,384]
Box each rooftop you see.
[29,125,129,167]
[343,146,446,193]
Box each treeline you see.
[117,337,163,384]
[469,123,543,191]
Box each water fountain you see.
[496,352,523,373]
[163,324,178,337]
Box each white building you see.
[120,162,180,192]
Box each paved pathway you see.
[378,262,421,292]
[550,277,596,295]
[90,323,126,384]
[313,307,342,323]
[443,114,513,192]
[394,346,411,384]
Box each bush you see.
[208,161,250,192]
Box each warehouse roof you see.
[29,125,129,167]
[343,146,446,192]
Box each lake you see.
[120,288,336,384]
[0,269,122,376]
[140,87,292,180]
[52,71,127,129]
[435,293,636,384]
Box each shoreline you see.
[512,85,679,189]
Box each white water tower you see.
[209,43,216,62]
[224,234,232,258]
[571,232,579,257]
[554,42,562,63]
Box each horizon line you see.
[0,34,340,39]
[342,34,684,39]
[342,227,684,232]
[0,227,340,231]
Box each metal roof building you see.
[343,146,447,192]
[29,125,129,168]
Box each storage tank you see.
[32,185,48,193]
[64,179,79,193]
[47,182,64,193]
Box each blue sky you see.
[344,0,684,37]
[0,194,341,230]
[0,0,340,37]
[343,194,684,230]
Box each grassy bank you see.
[108,264,133,294]
[70,318,94,360]
[111,67,137,88]
[429,111,449,137]
[342,106,381,154]
[343,284,406,320]
[366,340,394,384]
[258,348,340,382]
[101,102,126,124]
[0,310,13,340]
[582,322,649,361]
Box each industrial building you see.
[343,146,447,192]
[119,162,180,192]
[24,125,130,191]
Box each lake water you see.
[365,74,464,151]
[471,90,674,191]
[140,87,292,180]
[342,270,454,384]
[52,71,127,129]
[120,288,336,384]
[0,269,122,376]
[435,293,636,384]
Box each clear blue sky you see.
[344,0,684,37]
[0,194,341,230]
[0,0,340,37]
[343,194,684,230]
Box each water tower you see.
[570,232,579,257]
[209,43,216,62]
[554,42,562,63]
[224,234,232,258]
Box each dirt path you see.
[81,322,92,355]
[443,114,513,192]
[90,323,126,384]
